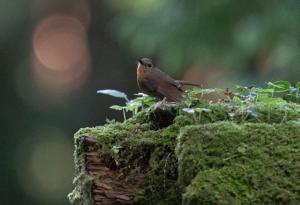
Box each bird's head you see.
[137,58,154,70]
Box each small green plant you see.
[97,89,155,121]
[181,81,300,123]
[98,81,300,123]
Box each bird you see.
[136,58,200,102]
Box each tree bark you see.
[83,137,143,205]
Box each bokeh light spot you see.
[31,14,90,97]
[33,14,87,71]
[15,128,73,202]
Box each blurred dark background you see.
[1,0,300,204]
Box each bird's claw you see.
[151,97,167,111]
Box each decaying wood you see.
[83,136,143,205]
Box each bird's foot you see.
[151,97,167,111]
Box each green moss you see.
[178,122,300,205]
[69,98,300,205]
[69,112,183,204]
[68,130,94,204]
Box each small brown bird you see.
[137,58,200,102]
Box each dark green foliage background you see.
[107,0,300,79]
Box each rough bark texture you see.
[84,137,143,205]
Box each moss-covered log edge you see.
[68,99,300,204]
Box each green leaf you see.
[125,100,142,111]
[111,145,122,154]
[201,88,219,94]
[236,85,249,93]
[202,108,211,112]
[195,108,211,113]
[97,89,128,99]
[110,105,124,110]
[246,109,260,118]
[142,98,155,106]
[134,92,149,97]
[194,108,202,113]
[214,88,225,93]
[296,82,300,91]
[228,112,235,118]
[182,108,195,113]
[267,81,291,92]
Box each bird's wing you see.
[141,77,158,92]
[153,68,183,91]
[157,82,183,102]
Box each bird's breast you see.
[137,63,145,79]
[137,67,143,78]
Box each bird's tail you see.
[176,80,201,87]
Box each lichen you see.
[69,98,300,205]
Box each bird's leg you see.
[158,97,167,106]
[151,97,167,111]
[158,97,167,107]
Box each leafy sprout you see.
[97,89,129,101]
[296,82,300,91]
[97,89,155,121]
[181,81,300,123]
[98,81,300,123]
[267,81,291,93]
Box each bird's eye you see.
[148,63,152,67]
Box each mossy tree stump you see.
[84,136,140,204]
[69,101,300,205]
